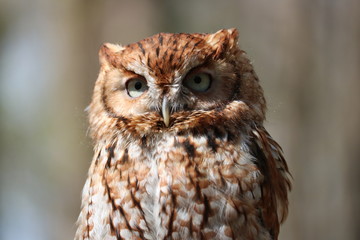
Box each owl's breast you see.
[95,130,269,239]
[126,131,267,239]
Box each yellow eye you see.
[183,72,212,92]
[126,78,148,98]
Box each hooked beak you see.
[162,97,170,127]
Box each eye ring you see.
[126,77,148,98]
[183,71,212,92]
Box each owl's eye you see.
[183,72,212,92]
[126,78,148,98]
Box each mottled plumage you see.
[75,29,291,240]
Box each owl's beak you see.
[162,97,170,127]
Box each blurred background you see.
[0,0,359,239]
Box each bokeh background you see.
[1,0,359,239]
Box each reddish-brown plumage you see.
[75,29,291,240]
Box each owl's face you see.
[90,29,266,138]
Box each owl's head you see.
[89,29,266,140]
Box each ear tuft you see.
[226,28,239,47]
[206,28,239,59]
[99,43,124,67]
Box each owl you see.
[75,29,291,240]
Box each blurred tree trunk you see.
[278,0,360,239]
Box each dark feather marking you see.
[109,216,123,240]
[194,181,202,201]
[165,190,177,238]
[169,53,174,63]
[183,140,195,158]
[202,194,210,226]
[128,191,146,240]
[162,49,168,61]
[104,180,128,238]
[127,174,131,186]
[104,169,133,233]
[227,130,236,142]
[134,225,145,239]
[213,126,226,139]
[116,116,130,125]
[118,205,133,231]
[191,127,202,136]
[206,131,218,152]
[158,33,163,45]
[105,180,116,209]
[187,171,201,200]
[137,42,145,54]
[147,55,151,68]
[118,168,123,179]
[141,136,147,147]
[101,84,116,117]
[194,39,203,47]
[86,178,93,238]
[94,150,101,166]
[156,47,160,57]
[237,178,244,195]
[106,144,115,168]
[218,168,226,187]
[189,39,203,53]
[180,42,190,58]
[155,61,164,75]
[101,83,130,124]
[120,148,129,164]
[189,217,193,235]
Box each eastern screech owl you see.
[75,29,291,240]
